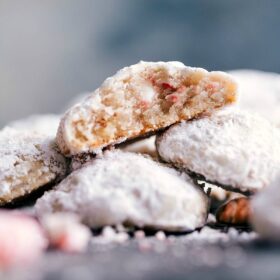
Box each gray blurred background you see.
[1,0,280,126]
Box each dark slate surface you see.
[4,228,280,280]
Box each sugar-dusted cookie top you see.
[57,61,237,156]
[156,110,280,194]
[35,150,208,231]
[0,127,67,205]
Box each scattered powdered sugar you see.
[91,226,130,245]
[0,127,67,199]
[40,213,91,253]
[156,110,280,194]
[35,150,208,231]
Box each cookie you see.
[8,114,60,136]
[57,61,237,156]
[251,174,280,240]
[35,150,208,232]
[0,127,67,205]
[156,110,280,194]
[230,70,280,127]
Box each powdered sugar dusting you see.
[35,150,208,231]
[0,127,67,202]
[156,110,280,194]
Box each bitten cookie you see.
[251,174,280,240]
[35,150,208,232]
[57,61,237,156]
[0,127,67,205]
[156,110,280,194]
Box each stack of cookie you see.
[1,61,280,244]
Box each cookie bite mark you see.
[57,61,238,156]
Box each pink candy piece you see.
[165,94,179,103]
[0,211,47,269]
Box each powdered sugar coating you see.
[0,127,67,204]
[230,70,280,127]
[251,174,280,240]
[156,110,280,194]
[57,61,237,156]
[8,114,60,136]
[35,150,208,231]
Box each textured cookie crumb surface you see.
[35,150,208,231]
[156,110,280,194]
[57,61,237,156]
[0,127,67,205]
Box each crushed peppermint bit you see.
[91,226,129,245]
[155,231,166,241]
[161,82,176,91]
[138,239,152,252]
[0,210,47,268]
[40,213,91,253]
[165,94,178,103]
[134,230,146,239]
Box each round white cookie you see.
[229,70,280,127]
[57,61,237,156]
[156,110,280,194]
[8,114,61,137]
[251,174,280,240]
[35,150,208,231]
[0,127,67,205]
